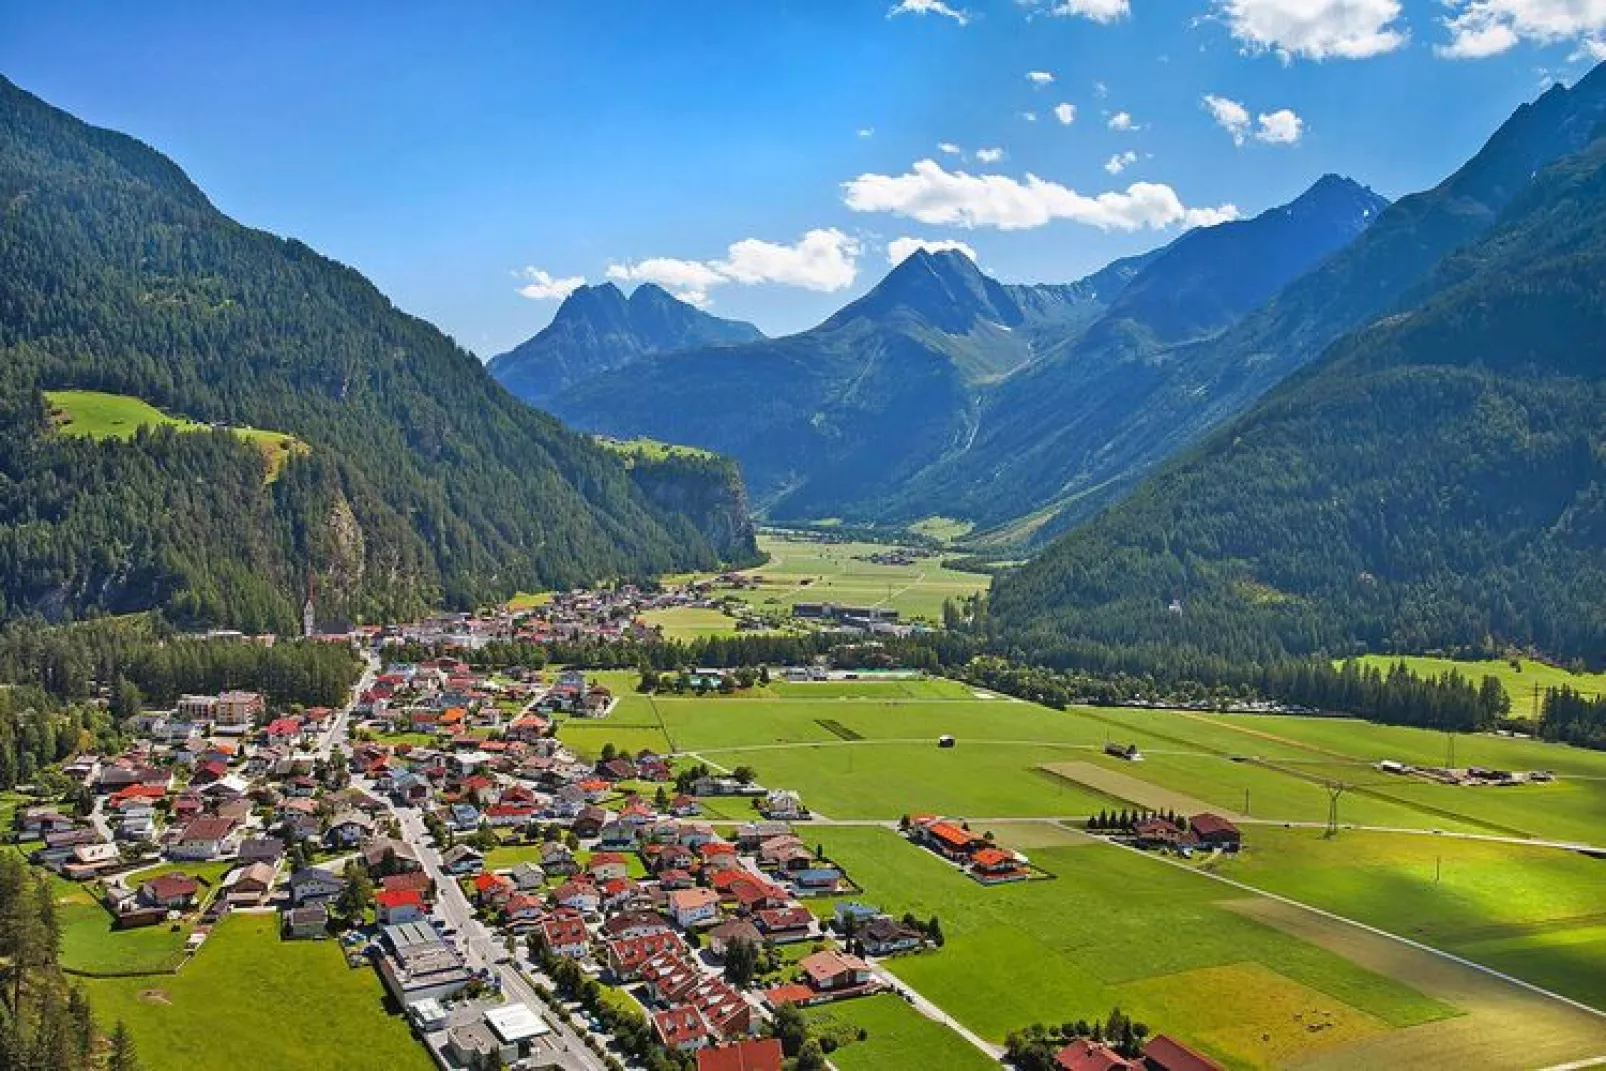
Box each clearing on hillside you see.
[46,389,307,481]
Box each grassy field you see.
[905,516,976,543]
[593,436,717,462]
[83,913,431,1071]
[804,994,995,1070]
[1215,827,1606,1011]
[810,828,1456,1068]
[505,590,553,611]
[1347,655,1606,713]
[732,532,988,622]
[53,873,193,975]
[638,606,749,640]
[46,389,307,481]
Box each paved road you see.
[317,652,377,761]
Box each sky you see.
[1,1,1602,356]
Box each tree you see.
[795,1039,827,1071]
[107,1021,142,1071]
[769,1001,808,1057]
[732,765,756,785]
[337,861,374,921]
[723,938,759,987]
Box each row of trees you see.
[1005,1007,1151,1069]
[0,852,141,1071]
[1540,686,1606,750]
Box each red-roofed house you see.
[696,1038,783,1071]
[652,1006,714,1053]
[1056,1039,1141,1071]
[375,888,425,925]
[1142,1034,1223,1071]
[538,910,591,959]
[1188,814,1241,850]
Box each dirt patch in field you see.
[1225,897,1606,1069]
[1038,761,1244,820]
[138,989,171,1005]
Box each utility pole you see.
[1324,782,1348,839]
[1435,854,1442,885]
[1243,788,1250,817]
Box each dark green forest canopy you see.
[989,131,1606,670]
[0,76,754,633]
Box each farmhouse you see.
[138,872,200,911]
[1188,813,1242,851]
[1056,1038,1141,1070]
[1142,1034,1224,1070]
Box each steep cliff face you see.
[618,450,760,567]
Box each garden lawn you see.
[1215,826,1606,1011]
[803,994,995,1070]
[54,873,192,975]
[809,828,1455,1069]
[83,913,431,1071]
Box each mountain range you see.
[0,76,756,632]
[497,174,1387,534]
[989,63,1606,667]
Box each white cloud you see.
[889,0,970,25]
[606,258,726,307]
[1022,110,1040,122]
[606,230,862,306]
[976,147,1007,163]
[1437,1,1606,60]
[938,142,964,155]
[1255,108,1305,143]
[1104,150,1139,174]
[1203,94,1252,144]
[714,229,862,292]
[887,236,980,264]
[515,267,586,301]
[1050,0,1131,21]
[1093,80,1110,98]
[1027,70,1057,85]
[1108,111,1139,130]
[1216,0,1409,61]
[1204,95,1304,145]
[1054,102,1078,124]
[859,127,876,139]
[842,158,1240,232]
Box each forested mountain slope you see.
[990,129,1606,669]
[489,282,764,408]
[0,76,755,632]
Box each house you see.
[606,931,683,981]
[224,861,276,900]
[1142,1035,1224,1071]
[537,910,590,959]
[363,838,423,875]
[834,902,880,931]
[16,808,76,840]
[376,888,427,925]
[448,802,483,831]
[381,871,436,901]
[288,866,346,905]
[572,806,609,839]
[915,819,981,860]
[138,872,200,911]
[759,790,807,821]
[474,871,517,907]
[323,812,374,848]
[551,879,600,915]
[601,910,672,941]
[1188,813,1241,851]
[800,949,873,992]
[237,836,286,866]
[283,903,329,939]
[587,851,630,883]
[509,862,546,890]
[540,843,579,875]
[753,907,814,944]
[697,1038,784,1071]
[653,1006,714,1053]
[214,690,265,729]
[169,817,236,860]
[1133,818,1190,850]
[668,887,720,929]
[440,844,485,875]
[969,847,1030,884]
[707,918,763,960]
[860,916,924,956]
[1056,1039,1142,1071]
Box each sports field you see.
[731,532,989,622]
[83,913,431,1071]
[46,389,307,481]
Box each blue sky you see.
[2,1,1602,355]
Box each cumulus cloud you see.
[1027,70,1057,85]
[1204,95,1304,145]
[889,0,970,25]
[938,142,964,155]
[606,258,726,307]
[1050,0,1131,21]
[607,230,861,306]
[1216,0,1408,61]
[515,267,586,301]
[1022,110,1040,122]
[714,229,862,292]
[887,236,980,264]
[1104,150,1139,174]
[859,127,876,139]
[976,147,1006,163]
[1437,0,1606,59]
[1255,108,1305,143]
[842,158,1240,232]
[1054,102,1078,124]
[1108,111,1139,130]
